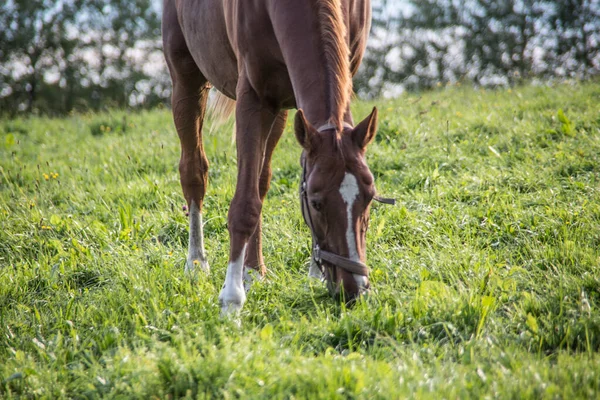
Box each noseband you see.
[299,123,395,280]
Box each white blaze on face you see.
[339,173,368,290]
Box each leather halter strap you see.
[314,247,369,276]
[373,195,396,205]
[299,155,395,278]
[316,122,354,132]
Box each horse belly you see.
[177,0,239,98]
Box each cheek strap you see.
[374,195,396,205]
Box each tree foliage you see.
[0,0,163,115]
[355,0,600,97]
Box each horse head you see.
[295,108,380,302]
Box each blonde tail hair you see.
[207,90,236,141]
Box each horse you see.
[162,0,388,315]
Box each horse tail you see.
[207,90,236,141]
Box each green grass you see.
[1,81,600,398]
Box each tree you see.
[550,0,600,78]
[0,0,163,115]
[0,1,80,113]
[355,0,599,97]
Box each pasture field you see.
[1,82,600,398]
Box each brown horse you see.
[162,0,383,315]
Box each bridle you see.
[299,122,395,285]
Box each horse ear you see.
[352,107,378,149]
[294,109,317,151]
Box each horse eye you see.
[311,200,323,212]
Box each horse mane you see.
[316,0,352,131]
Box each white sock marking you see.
[339,173,368,290]
[186,201,209,273]
[219,244,247,315]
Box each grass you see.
[1,81,600,398]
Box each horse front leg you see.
[166,77,211,276]
[218,78,279,316]
[242,110,287,292]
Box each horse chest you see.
[245,63,296,109]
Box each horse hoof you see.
[218,283,246,317]
[185,257,210,275]
[219,299,244,318]
[243,267,263,293]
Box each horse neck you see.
[270,0,354,129]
